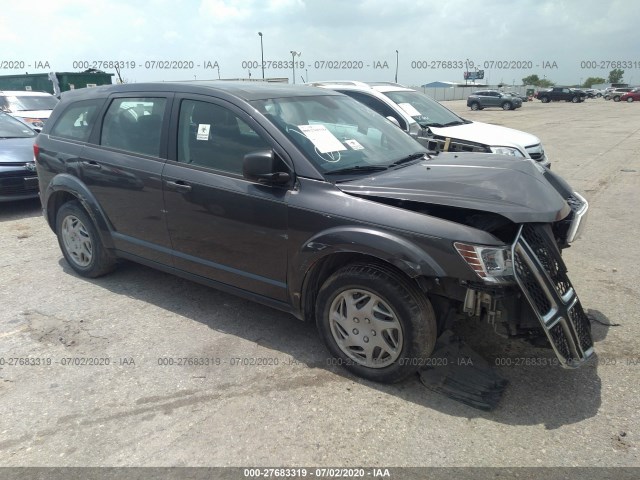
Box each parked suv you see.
[467,90,522,110]
[604,88,635,102]
[0,90,58,130]
[311,81,549,167]
[36,82,592,383]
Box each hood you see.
[337,153,570,223]
[429,121,541,153]
[0,137,36,164]
[12,110,52,120]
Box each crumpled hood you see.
[337,153,570,223]
[429,121,541,152]
[0,137,36,164]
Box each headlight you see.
[454,242,514,283]
[489,146,525,158]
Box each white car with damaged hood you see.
[311,81,550,168]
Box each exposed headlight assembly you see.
[454,242,514,283]
[489,146,526,158]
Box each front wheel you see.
[470,102,480,111]
[571,96,579,103]
[626,97,633,103]
[316,263,437,383]
[613,96,621,102]
[540,97,550,103]
[502,102,512,111]
[56,200,116,278]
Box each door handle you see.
[81,160,102,169]
[165,180,192,193]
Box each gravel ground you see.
[0,98,638,468]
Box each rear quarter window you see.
[49,99,103,142]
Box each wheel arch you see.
[45,174,115,250]
[293,226,446,321]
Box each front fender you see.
[44,173,115,250]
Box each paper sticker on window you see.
[345,139,364,150]
[397,103,421,117]
[196,124,210,141]
[298,124,347,154]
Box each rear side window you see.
[49,100,103,141]
[100,97,166,157]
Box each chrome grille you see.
[512,224,594,367]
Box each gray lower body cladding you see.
[512,223,594,367]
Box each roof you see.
[307,81,414,93]
[58,81,341,103]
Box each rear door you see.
[82,93,174,263]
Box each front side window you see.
[50,99,103,141]
[101,97,166,156]
[177,99,270,175]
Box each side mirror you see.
[385,116,401,128]
[243,149,291,185]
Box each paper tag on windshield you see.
[345,139,364,150]
[397,103,421,117]
[196,124,210,140]
[298,124,346,154]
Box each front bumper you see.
[512,224,594,367]
[0,166,39,202]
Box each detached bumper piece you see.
[419,331,508,411]
[512,224,594,367]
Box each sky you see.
[2,0,639,87]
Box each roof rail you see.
[306,80,371,88]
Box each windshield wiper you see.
[442,120,467,127]
[388,153,426,168]
[325,165,389,176]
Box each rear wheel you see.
[470,102,480,111]
[316,263,437,383]
[502,102,512,111]
[56,201,116,278]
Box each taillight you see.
[33,143,39,162]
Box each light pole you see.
[395,50,399,83]
[290,51,301,84]
[258,32,265,80]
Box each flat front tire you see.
[316,263,437,383]
[56,200,116,278]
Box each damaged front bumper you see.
[512,223,594,367]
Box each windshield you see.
[382,90,464,128]
[251,95,427,178]
[0,113,36,138]
[5,95,58,112]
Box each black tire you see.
[597,93,602,98]
[316,263,437,383]
[540,96,550,103]
[502,102,512,111]
[571,96,579,103]
[470,102,480,111]
[627,97,634,103]
[613,96,621,102]
[55,200,116,278]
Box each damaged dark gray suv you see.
[35,82,592,383]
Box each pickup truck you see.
[536,87,586,103]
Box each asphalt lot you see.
[0,98,639,468]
